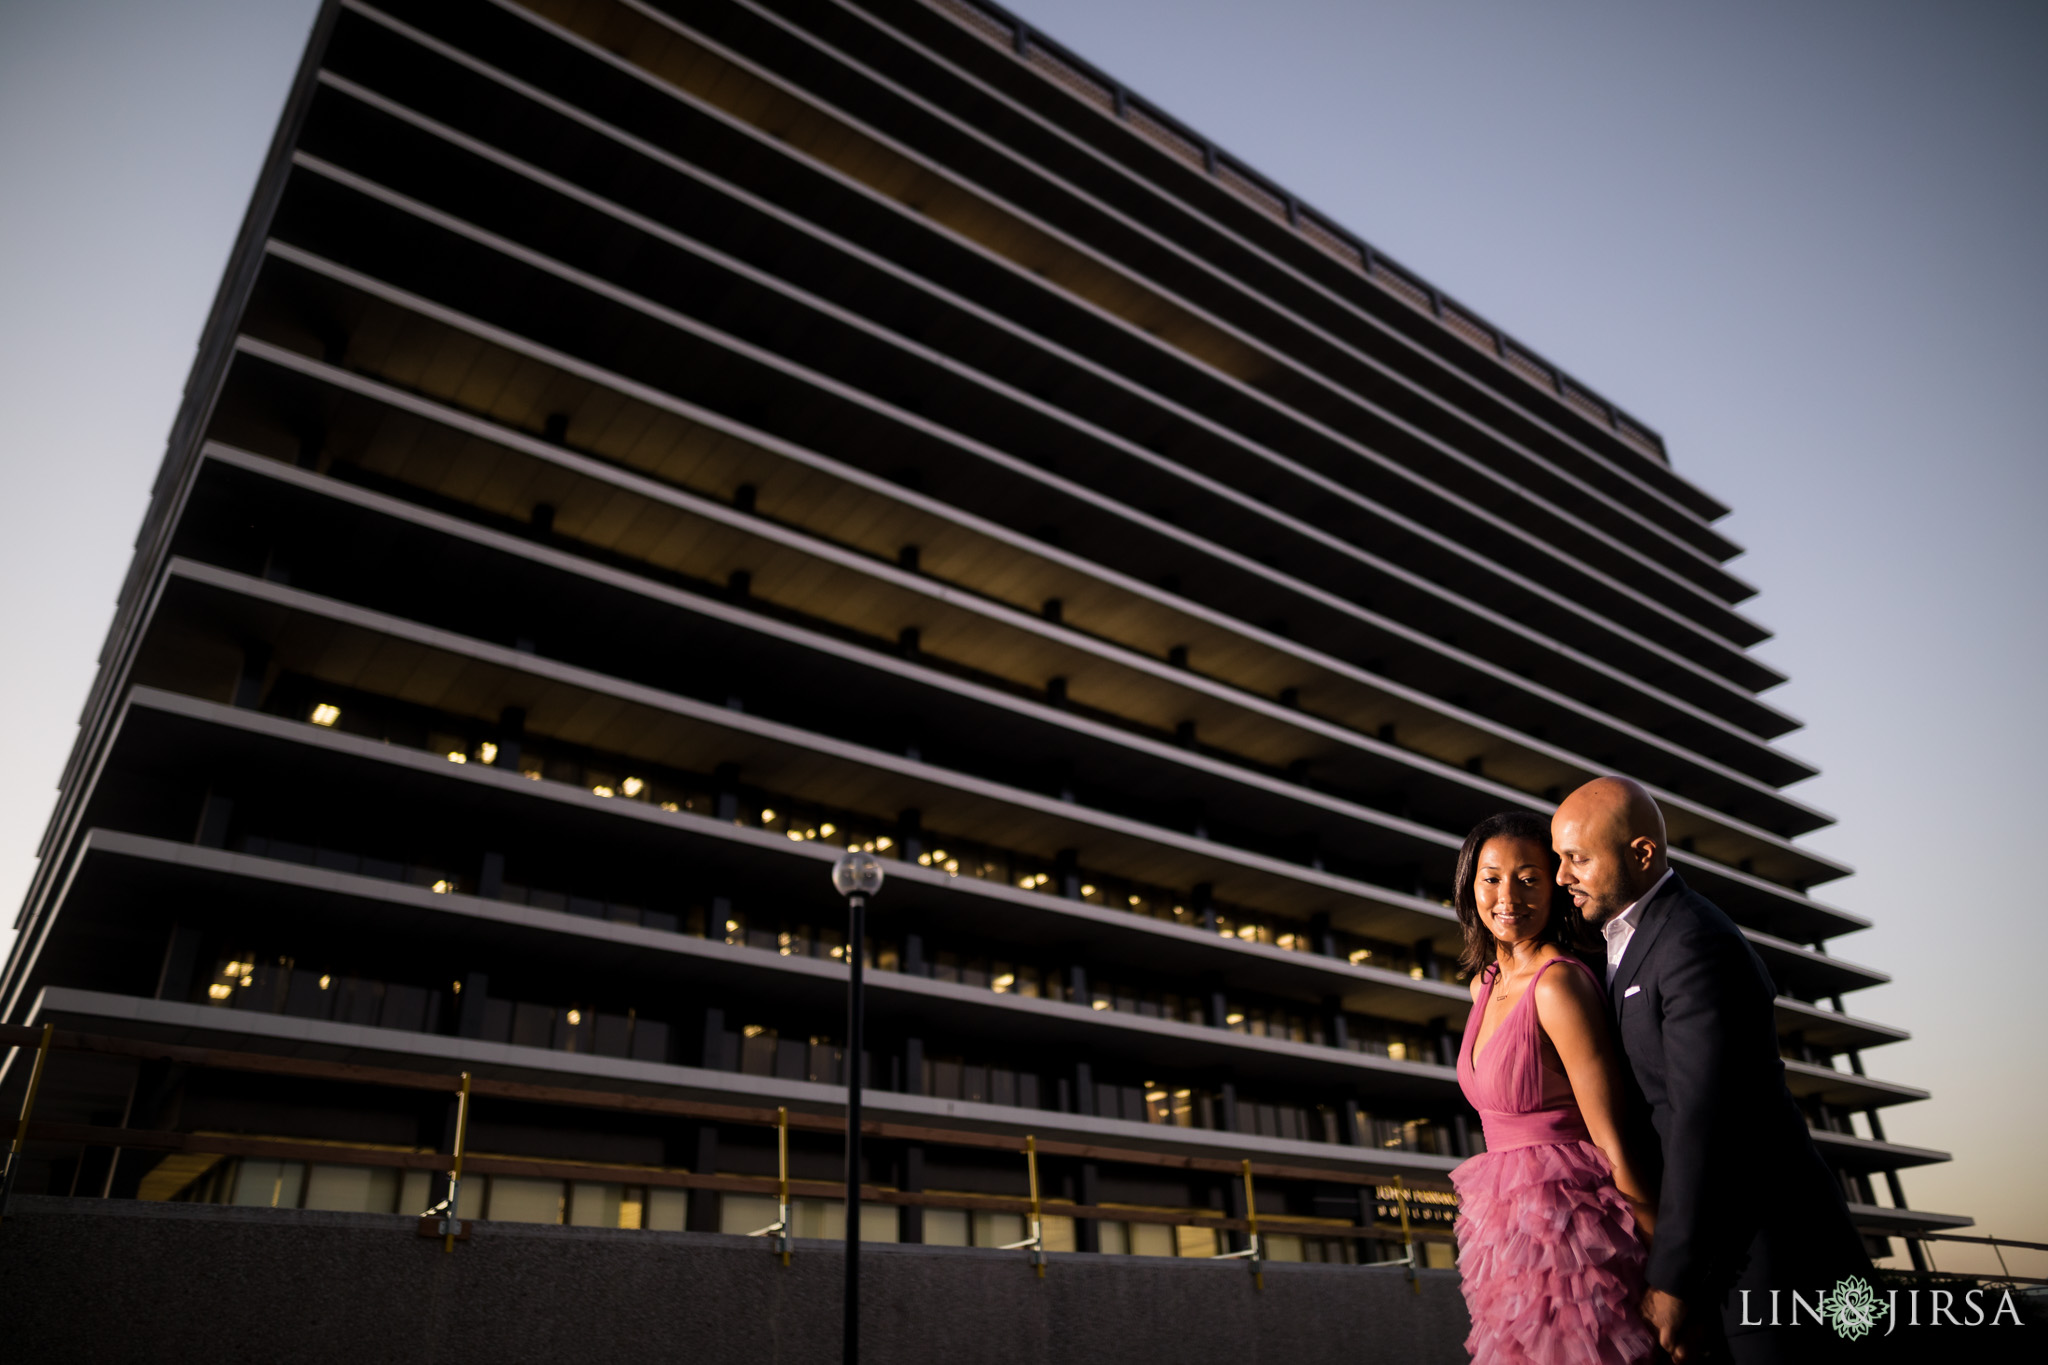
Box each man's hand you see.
[1642,1287,1691,1361]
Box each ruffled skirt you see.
[1450,1139,1655,1364]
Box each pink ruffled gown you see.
[1451,956,1654,1364]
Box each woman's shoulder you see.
[1531,951,1603,1011]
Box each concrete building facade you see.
[1,0,1963,1272]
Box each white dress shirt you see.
[1602,868,1673,987]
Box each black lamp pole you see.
[831,851,884,1365]
[843,886,865,1365]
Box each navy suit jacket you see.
[1607,872,1868,1317]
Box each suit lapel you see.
[1610,872,1688,1019]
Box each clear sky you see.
[2,0,2042,1276]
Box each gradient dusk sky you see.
[2,0,2042,1275]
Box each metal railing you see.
[1888,1232,2048,1287]
[924,0,1671,466]
[0,1021,1447,1277]
[4,1019,2017,1290]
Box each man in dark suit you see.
[1552,776,1872,1363]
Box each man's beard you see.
[1576,889,1632,928]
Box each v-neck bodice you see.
[1457,956,1597,1151]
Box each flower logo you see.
[1819,1275,1888,1341]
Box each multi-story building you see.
[0,0,1965,1264]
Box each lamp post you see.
[831,849,884,1365]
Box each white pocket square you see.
[1623,985,1642,998]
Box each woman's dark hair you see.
[1454,810,1587,975]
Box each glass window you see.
[302,1163,399,1213]
[1129,1221,1176,1257]
[511,1002,555,1049]
[860,1204,901,1243]
[630,1018,670,1064]
[1264,1234,1305,1262]
[646,1188,688,1232]
[740,1026,778,1076]
[567,1181,623,1228]
[399,1169,434,1215]
[229,1159,304,1209]
[1145,1086,1173,1126]
[972,1210,1024,1248]
[594,1013,635,1058]
[487,1176,564,1224]
[720,1194,779,1235]
[1174,1224,1221,1258]
[923,1207,969,1246]
[791,1199,900,1242]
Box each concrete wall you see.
[0,1196,1472,1365]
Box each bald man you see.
[1553,777,1871,1364]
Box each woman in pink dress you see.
[1450,810,1657,1364]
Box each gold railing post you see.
[747,1106,793,1261]
[1209,1157,1262,1286]
[776,1106,791,1265]
[997,1134,1046,1274]
[1026,1135,1044,1276]
[0,1022,56,1224]
[441,1071,472,1253]
[1393,1175,1419,1293]
[1243,1159,1263,1290]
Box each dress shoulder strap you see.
[1532,954,1597,985]
[1522,955,1597,1029]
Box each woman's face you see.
[1475,835,1554,947]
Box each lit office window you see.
[487,1177,565,1225]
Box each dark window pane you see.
[740,1028,777,1076]
[630,1019,670,1064]
[555,1009,595,1054]
[338,977,384,1027]
[594,1014,634,1059]
[482,998,513,1043]
[380,984,429,1033]
[512,1002,555,1049]
[313,849,360,875]
[284,970,333,1021]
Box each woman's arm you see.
[1534,961,1656,1239]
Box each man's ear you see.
[1630,836,1660,872]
